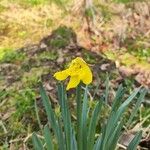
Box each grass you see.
[21,67,50,87]
[0,0,63,50]
[103,50,150,70]
[113,0,145,3]
[8,0,50,6]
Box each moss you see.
[39,50,58,61]
[53,26,74,40]
[0,47,13,60]
[47,26,77,48]
[50,38,69,48]
[0,50,26,63]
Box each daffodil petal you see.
[54,69,69,81]
[80,66,92,84]
[66,76,80,90]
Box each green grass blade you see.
[104,75,109,104]
[87,100,103,150]
[43,125,54,150]
[127,89,147,127]
[32,133,44,150]
[127,131,142,150]
[34,99,42,130]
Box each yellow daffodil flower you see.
[54,57,92,90]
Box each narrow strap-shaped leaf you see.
[105,121,124,150]
[76,83,82,150]
[127,131,142,150]
[40,84,58,134]
[87,100,103,150]
[57,117,66,150]
[71,127,78,150]
[32,133,44,150]
[100,88,140,150]
[43,125,53,150]
[127,89,147,127]
[100,112,115,150]
[94,136,102,150]
[57,83,72,150]
[118,88,140,112]
[104,75,109,104]
[40,83,65,150]
[81,86,88,150]
[111,84,125,112]
[109,88,140,135]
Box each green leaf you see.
[71,128,77,150]
[32,133,44,150]
[106,121,124,150]
[111,87,140,131]
[57,117,66,150]
[87,100,103,150]
[40,83,58,136]
[40,83,65,150]
[104,75,109,104]
[127,89,147,127]
[76,83,82,150]
[127,131,142,150]
[57,83,72,150]
[81,86,88,150]
[99,87,140,150]
[43,125,54,150]
[111,84,125,112]
[94,136,102,150]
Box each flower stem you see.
[76,83,82,150]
